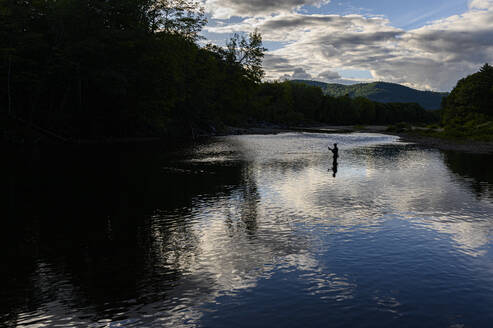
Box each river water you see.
[2,133,493,327]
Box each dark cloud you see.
[317,70,341,81]
[261,15,339,29]
[263,54,314,80]
[404,28,493,63]
[263,54,297,73]
[319,31,404,46]
[291,67,313,79]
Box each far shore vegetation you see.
[1,0,492,144]
[387,64,493,142]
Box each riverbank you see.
[4,116,493,154]
[303,125,493,154]
[271,124,493,154]
[221,124,387,136]
[391,132,493,154]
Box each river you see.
[2,133,493,327]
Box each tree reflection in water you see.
[443,150,493,200]
[1,143,248,326]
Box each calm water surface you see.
[2,133,493,327]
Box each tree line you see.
[1,0,438,141]
[253,81,438,126]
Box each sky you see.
[201,0,493,91]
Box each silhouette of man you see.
[328,143,339,178]
[328,143,339,159]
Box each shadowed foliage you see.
[1,0,439,142]
[441,64,493,139]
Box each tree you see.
[150,0,207,40]
[442,63,493,127]
[224,30,266,83]
[479,63,493,74]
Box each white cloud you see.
[205,0,330,19]
[469,0,493,9]
[206,3,493,91]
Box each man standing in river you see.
[328,143,339,177]
[328,143,339,160]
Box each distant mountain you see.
[291,80,448,109]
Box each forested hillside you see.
[292,80,447,109]
[1,0,438,142]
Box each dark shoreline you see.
[3,118,493,154]
[390,132,493,154]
